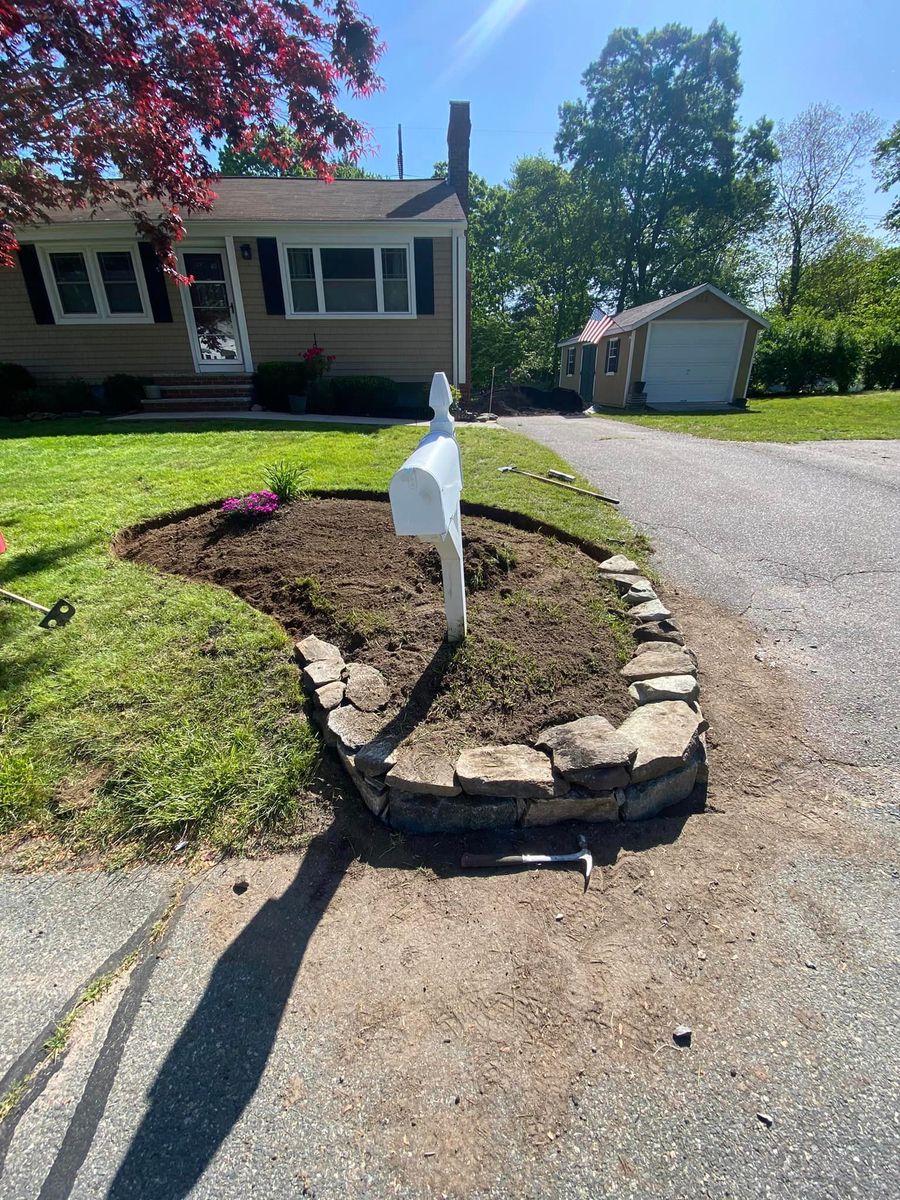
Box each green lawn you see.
[0,417,643,862]
[600,391,900,442]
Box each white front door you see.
[181,249,245,371]
[643,320,745,405]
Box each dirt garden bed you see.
[120,495,705,832]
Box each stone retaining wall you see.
[294,554,707,832]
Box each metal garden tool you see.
[461,835,594,892]
[0,530,76,628]
[0,587,76,628]
[496,465,619,506]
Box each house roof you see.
[36,177,466,226]
[558,284,768,345]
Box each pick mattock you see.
[461,834,594,892]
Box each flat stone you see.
[337,746,388,817]
[629,674,700,704]
[455,744,564,799]
[633,640,696,665]
[522,792,619,826]
[343,663,390,712]
[628,598,673,623]
[295,634,343,666]
[597,555,642,576]
[314,680,345,711]
[620,649,698,682]
[623,585,658,606]
[617,701,708,784]
[535,716,636,791]
[387,793,518,834]
[619,756,700,820]
[326,705,385,753]
[602,573,653,593]
[302,658,344,691]
[385,743,461,797]
[354,734,401,777]
[634,620,683,645]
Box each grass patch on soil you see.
[600,390,900,442]
[0,417,644,861]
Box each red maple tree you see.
[0,1,382,276]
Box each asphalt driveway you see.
[500,414,900,770]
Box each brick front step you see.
[158,385,252,399]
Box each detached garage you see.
[558,284,768,411]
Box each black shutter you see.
[414,238,434,315]
[16,245,55,325]
[257,237,285,315]
[138,242,173,322]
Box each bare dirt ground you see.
[176,586,876,1198]
[120,496,633,744]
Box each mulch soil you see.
[119,496,633,748]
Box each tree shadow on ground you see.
[106,824,354,1200]
[105,641,701,1198]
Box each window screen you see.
[381,248,409,312]
[320,247,377,312]
[287,248,318,312]
[96,251,143,314]
[49,252,96,315]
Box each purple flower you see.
[221,490,280,518]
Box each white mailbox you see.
[389,372,467,642]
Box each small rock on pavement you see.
[314,680,345,711]
[455,744,564,798]
[629,674,700,704]
[385,743,461,797]
[673,1024,692,1047]
[597,554,642,576]
[326,705,385,752]
[302,658,344,691]
[295,634,343,666]
[344,663,390,712]
[620,649,698,682]
[628,598,673,623]
[536,715,636,791]
[617,701,708,784]
[756,1111,774,1127]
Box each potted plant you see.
[288,344,335,413]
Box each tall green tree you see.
[772,103,880,313]
[219,127,379,178]
[874,119,900,235]
[556,22,776,311]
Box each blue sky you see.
[342,0,899,225]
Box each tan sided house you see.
[558,285,768,411]
[1,103,471,411]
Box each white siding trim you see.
[622,331,636,401]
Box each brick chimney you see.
[447,101,471,215]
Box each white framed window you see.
[605,337,620,375]
[279,239,415,318]
[39,244,152,324]
[565,346,576,376]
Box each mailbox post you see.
[389,372,467,642]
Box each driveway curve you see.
[500,414,900,770]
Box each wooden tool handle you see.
[461,853,525,868]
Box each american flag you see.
[577,309,620,343]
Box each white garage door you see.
[643,321,745,406]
